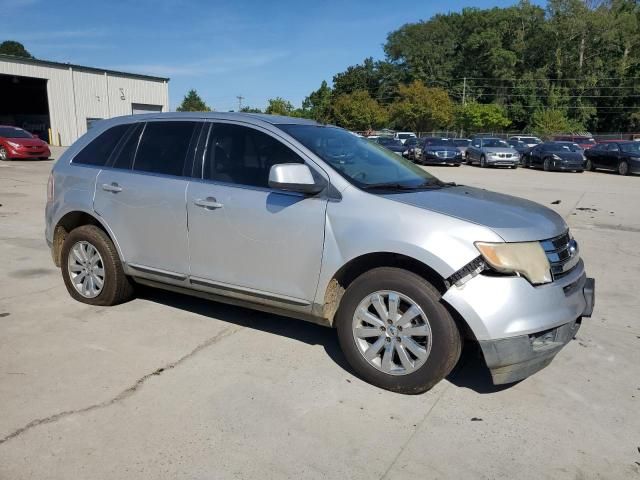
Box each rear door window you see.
[110,123,144,170]
[132,121,200,176]
[73,124,130,166]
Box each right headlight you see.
[475,241,552,285]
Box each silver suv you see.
[45,113,595,393]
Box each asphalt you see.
[0,149,639,479]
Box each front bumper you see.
[486,157,518,166]
[7,146,50,159]
[550,161,585,171]
[443,261,595,384]
[422,154,463,165]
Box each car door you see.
[94,120,202,281]
[186,121,329,306]
[468,139,481,163]
[604,143,620,170]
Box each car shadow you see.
[139,287,520,395]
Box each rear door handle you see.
[102,182,122,193]
[194,197,224,210]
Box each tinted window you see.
[620,143,640,154]
[133,121,198,176]
[482,139,508,148]
[203,123,303,188]
[0,127,32,138]
[607,143,619,152]
[111,123,143,169]
[73,124,130,166]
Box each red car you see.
[552,135,597,150]
[0,125,51,160]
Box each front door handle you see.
[102,182,122,193]
[194,197,224,210]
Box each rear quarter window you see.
[72,124,130,166]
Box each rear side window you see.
[111,123,144,170]
[133,121,199,176]
[73,124,130,166]
[203,123,303,188]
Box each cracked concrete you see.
[1,153,639,479]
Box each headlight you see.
[552,154,562,160]
[488,152,500,157]
[7,141,20,148]
[475,241,552,285]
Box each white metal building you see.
[0,54,169,146]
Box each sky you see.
[2,0,544,111]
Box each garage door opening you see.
[132,103,163,115]
[0,74,50,141]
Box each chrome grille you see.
[540,231,580,280]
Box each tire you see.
[618,160,629,176]
[480,155,487,168]
[585,158,594,171]
[543,158,551,172]
[465,155,472,166]
[0,147,9,161]
[511,164,518,169]
[335,267,462,394]
[61,225,135,306]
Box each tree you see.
[176,89,211,112]
[0,40,33,58]
[240,106,263,113]
[331,90,388,131]
[390,81,453,132]
[265,97,295,116]
[455,102,511,134]
[301,80,332,123]
[529,108,583,137]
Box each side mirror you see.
[268,163,324,195]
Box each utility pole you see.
[236,95,244,111]
[462,77,467,106]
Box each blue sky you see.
[2,0,544,111]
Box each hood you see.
[424,145,458,153]
[483,147,517,154]
[3,137,46,147]
[551,151,584,161]
[382,186,567,242]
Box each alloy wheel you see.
[0,147,7,161]
[618,161,629,176]
[351,290,432,376]
[67,241,105,298]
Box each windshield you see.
[423,139,452,147]
[620,143,640,154]
[280,125,442,190]
[0,127,32,139]
[547,143,582,152]
[483,139,509,148]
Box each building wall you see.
[0,57,169,146]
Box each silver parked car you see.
[45,113,595,393]
[466,137,520,168]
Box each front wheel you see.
[0,147,9,161]
[585,158,594,171]
[61,225,135,306]
[618,160,629,176]
[336,267,462,394]
[543,158,551,171]
[480,155,487,168]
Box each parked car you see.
[508,135,542,148]
[45,113,595,394]
[402,137,422,160]
[584,141,640,175]
[0,125,51,160]
[393,132,417,144]
[375,137,406,155]
[451,138,471,157]
[466,137,519,168]
[553,135,597,150]
[418,138,463,166]
[507,139,530,163]
[523,142,585,172]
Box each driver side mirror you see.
[268,164,324,195]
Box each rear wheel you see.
[336,267,461,394]
[0,147,9,161]
[61,225,135,306]
[618,160,629,176]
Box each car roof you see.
[100,112,321,126]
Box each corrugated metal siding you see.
[0,57,169,145]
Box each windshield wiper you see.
[361,181,442,191]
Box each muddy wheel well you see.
[52,211,110,266]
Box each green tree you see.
[390,81,453,132]
[0,40,33,58]
[529,108,583,137]
[331,90,388,131]
[301,80,332,123]
[265,97,296,116]
[455,102,511,134]
[240,106,263,113]
[176,89,211,112]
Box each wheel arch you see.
[319,252,475,340]
[52,210,122,267]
